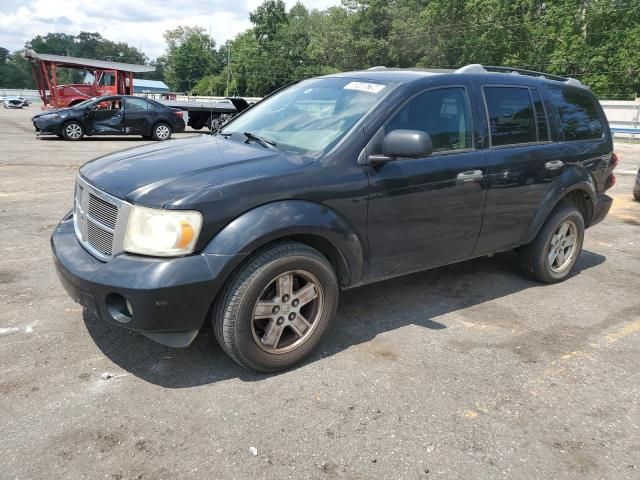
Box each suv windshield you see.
[220,77,392,156]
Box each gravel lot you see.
[1,106,639,480]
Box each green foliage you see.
[0,50,33,88]
[214,0,640,98]
[163,26,221,92]
[2,1,639,99]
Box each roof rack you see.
[455,63,585,87]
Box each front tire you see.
[61,121,84,141]
[213,242,339,372]
[152,122,172,141]
[518,203,585,283]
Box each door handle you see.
[456,170,483,183]
[545,160,564,171]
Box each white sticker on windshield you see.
[344,81,386,93]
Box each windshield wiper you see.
[243,131,278,150]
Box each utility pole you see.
[226,46,231,97]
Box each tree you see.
[163,26,221,92]
[0,50,34,88]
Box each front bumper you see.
[590,194,613,227]
[33,117,62,135]
[51,213,238,347]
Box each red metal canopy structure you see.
[24,50,155,108]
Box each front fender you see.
[202,200,365,287]
[522,168,596,245]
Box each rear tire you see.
[152,122,172,141]
[518,203,585,283]
[61,121,84,141]
[212,242,339,372]
[634,183,640,201]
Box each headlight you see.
[123,206,202,257]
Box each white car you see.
[3,96,30,108]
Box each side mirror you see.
[369,129,433,164]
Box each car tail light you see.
[611,152,619,169]
[174,110,184,119]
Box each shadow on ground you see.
[84,249,605,388]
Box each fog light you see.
[106,293,133,324]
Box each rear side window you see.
[387,87,473,152]
[548,87,603,141]
[124,97,150,111]
[484,87,536,146]
[530,89,550,142]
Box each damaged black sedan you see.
[32,95,185,141]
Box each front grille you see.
[87,220,114,256]
[74,176,126,261]
[88,194,118,229]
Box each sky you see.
[0,0,342,59]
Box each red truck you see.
[24,50,155,109]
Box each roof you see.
[24,50,155,73]
[329,69,443,83]
[133,79,170,91]
[329,64,586,88]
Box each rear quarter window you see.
[548,87,603,141]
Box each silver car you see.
[3,96,29,109]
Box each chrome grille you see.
[73,176,129,261]
[88,194,118,229]
[87,221,114,256]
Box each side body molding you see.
[202,200,366,287]
[521,167,597,246]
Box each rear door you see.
[472,84,564,254]
[124,97,154,134]
[366,84,488,278]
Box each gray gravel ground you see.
[1,106,639,480]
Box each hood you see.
[32,106,79,118]
[79,135,311,207]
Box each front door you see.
[87,97,124,134]
[366,86,487,279]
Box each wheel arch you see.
[522,176,597,246]
[61,118,86,138]
[152,119,172,132]
[201,200,366,289]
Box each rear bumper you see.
[173,118,186,133]
[51,212,239,347]
[589,194,613,227]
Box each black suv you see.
[52,65,615,372]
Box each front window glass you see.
[386,87,473,152]
[220,77,392,155]
[99,72,116,87]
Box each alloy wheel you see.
[155,124,170,140]
[65,123,82,139]
[251,270,324,354]
[548,219,578,273]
